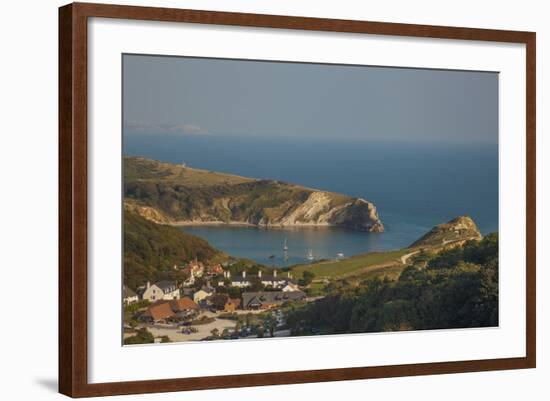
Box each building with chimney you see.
[218,270,295,289]
[141,280,180,302]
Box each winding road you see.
[400,250,420,265]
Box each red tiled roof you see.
[143,302,175,321]
[170,297,199,312]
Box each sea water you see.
[124,134,498,267]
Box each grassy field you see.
[350,263,408,281]
[290,249,410,280]
[306,281,328,296]
[125,156,253,187]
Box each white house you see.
[217,270,232,286]
[281,282,300,292]
[123,285,139,305]
[219,270,294,289]
[142,280,180,302]
[193,284,215,303]
[218,270,253,288]
[257,270,291,288]
[231,271,252,288]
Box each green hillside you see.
[286,233,499,335]
[123,209,222,290]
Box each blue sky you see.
[123,54,498,144]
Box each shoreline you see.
[167,220,370,231]
[168,220,256,227]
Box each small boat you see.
[336,252,345,259]
[268,254,276,259]
[283,237,288,252]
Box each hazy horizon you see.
[123,54,499,144]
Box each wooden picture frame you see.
[59,2,536,397]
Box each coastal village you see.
[122,167,492,345]
[123,215,487,344]
[123,258,310,343]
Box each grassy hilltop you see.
[124,157,384,232]
[409,216,482,248]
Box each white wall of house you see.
[123,295,139,305]
[231,280,251,288]
[142,284,163,302]
[261,279,287,288]
[282,283,299,292]
[163,289,180,300]
[142,285,180,301]
[193,290,211,303]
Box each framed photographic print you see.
[59,2,536,397]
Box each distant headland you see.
[124,156,384,233]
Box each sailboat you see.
[283,237,288,252]
[306,249,314,261]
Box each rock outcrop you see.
[409,216,482,248]
[252,192,383,231]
